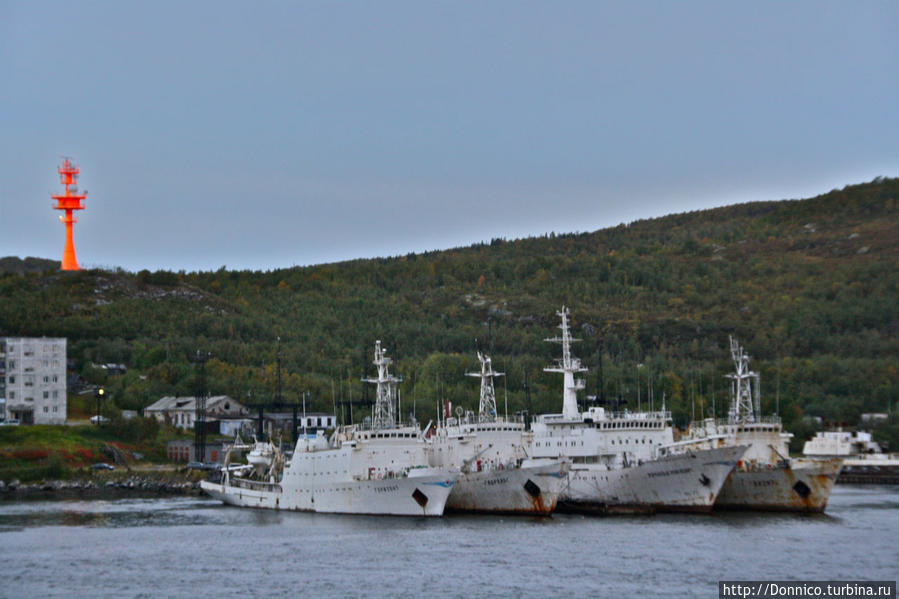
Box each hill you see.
[0,256,59,274]
[1,177,897,447]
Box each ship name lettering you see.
[647,468,692,477]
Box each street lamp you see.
[95,387,105,425]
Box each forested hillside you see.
[2,178,897,445]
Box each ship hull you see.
[715,458,843,512]
[557,445,744,514]
[201,473,457,517]
[445,461,568,515]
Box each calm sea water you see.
[0,486,896,598]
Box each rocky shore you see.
[0,471,218,500]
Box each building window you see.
[8,391,13,399]
[53,406,58,412]
[43,391,49,399]
[8,376,14,384]
[52,375,58,383]
[53,391,58,398]
[43,407,48,413]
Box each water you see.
[0,486,896,598]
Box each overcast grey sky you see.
[1,1,897,272]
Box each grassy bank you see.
[0,422,192,483]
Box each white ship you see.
[659,336,842,512]
[201,341,458,516]
[803,429,899,484]
[527,307,745,514]
[428,352,569,515]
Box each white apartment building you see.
[0,337,67,425]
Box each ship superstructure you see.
[659,336,842,512]
[528,307,745,513]
[803,429,899,484]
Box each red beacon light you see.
[51,158,87,271]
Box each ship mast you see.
[545,306,587,419]
[362,340,402,429]
[725,336,760,423]
[466,352,504,423]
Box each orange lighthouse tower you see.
[51,158,87,271]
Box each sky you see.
[1,1,897,272]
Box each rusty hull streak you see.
[446,492,557,516]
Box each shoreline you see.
[0,471,216,501]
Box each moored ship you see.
[429,352,568,515]
[527,307,745,514]
[803,429,899,484]
[201,341,458,516]
[659,336,842,512]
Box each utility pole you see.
[193,350,209,463]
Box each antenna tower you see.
[51,158,87,270]
[362,341,402,429]
[725,336,760,423]
[466,352,504,422]
[544,306,587,419]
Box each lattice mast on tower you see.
[725,335,760,423]
[466,352,504,422]
[362,341,402,429]
[545,306,587,419]
[51,158,87,271]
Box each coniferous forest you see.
[2,178,897,449]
